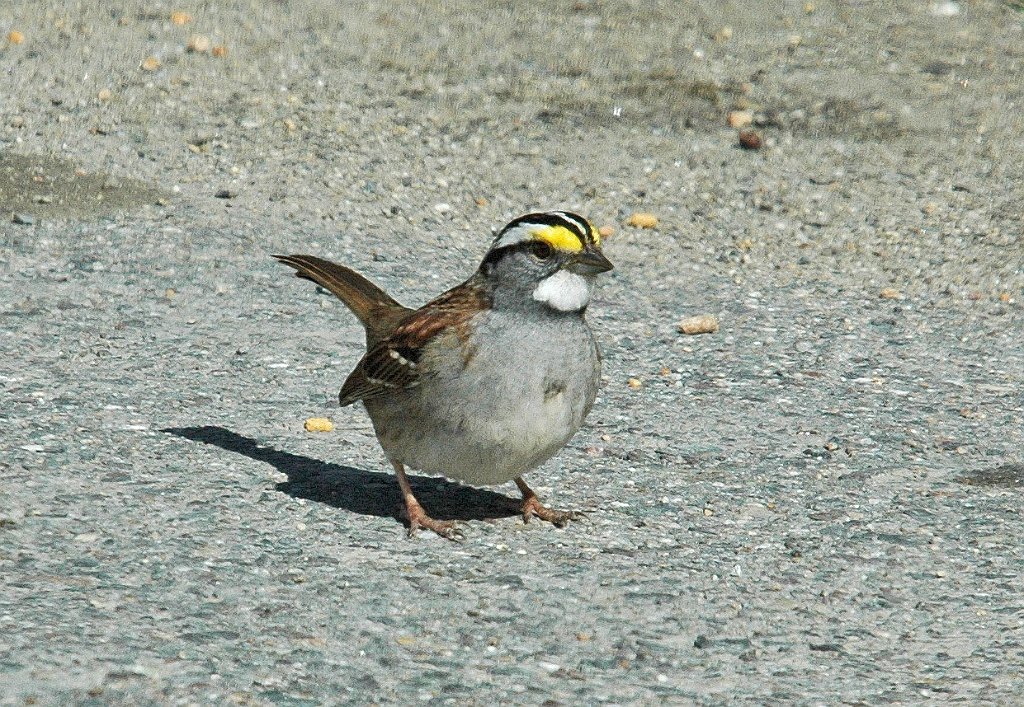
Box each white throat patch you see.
[532,270,592,312]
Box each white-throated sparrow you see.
[275,210,612,539]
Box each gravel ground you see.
[3,1,1024,704]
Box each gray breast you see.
[365,309,601,486]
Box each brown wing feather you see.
[338,281,490,406]
[274,254,410,338]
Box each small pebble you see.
[627,378,643,389]
[727,110,753,128]
[187,35,211,53]
[626,212,658,229]
[97,88,112,102]
[170,11,193,25]
[714,26,733,42]
[598,224,615,239]
[215,189,236,199]
[738,129,762,150]
[879,287,900,299]
[930,1,960,17]
[7,30,25,45]
[678,314,719,335]
[141,56,161,71]
[211,45,228,58]
[999,292,1012,303]
[12,213,35,225]
[304,418,334,433]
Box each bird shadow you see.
[161,425,520,525]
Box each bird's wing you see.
[338,282,489,405]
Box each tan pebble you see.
[576,633,592,642]
[678,314,719,335]
[97,88,112,102]
[727,110,753,128]
[659,366,672,376]
[627,378,643,389]
[395,636,416,646]
[737,238,754,251]
[170,11,193,25]
[922,202,937,215]
[598,224,615,239]
[738,129,762,150]
[879,287,900,299]
[703,507,714,516]
[141,56,161,71]
[187,34,211,53]
[714,26,733,42]
[967,291,983,301]
[211,45,228,58]
[999,292,1011,303]
[474,196,488,206]
[164,288,176,299]
[626,212,658,229]
[600,434,611,442]
[803,2,816,13]
[283,117,297,132]
[7,30,25,45]
[304,417,334,433]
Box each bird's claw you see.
[404,506,464,542]
[520,496,583,528]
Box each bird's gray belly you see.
[365,317,599,486]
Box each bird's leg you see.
[514,477,581,528]
[391,460,463,541]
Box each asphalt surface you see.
[2,1,1024,704]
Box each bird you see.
[275,210,613,539]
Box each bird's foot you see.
[402,502,464,541]
[519,495,583,528]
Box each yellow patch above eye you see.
[532,225,584,253]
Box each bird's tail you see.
[274,254,411,334]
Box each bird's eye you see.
[529,241,554,260]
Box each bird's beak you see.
[566,249,614,275]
